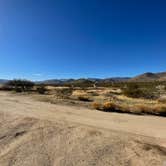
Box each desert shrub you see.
[37,85,47,94]
[134,104,152,114]
[92,102,102,110]
[6,79,35,92]
[129,104,166,116]
[0,85,13,91]
[123,83,155,99]
[55,88,73,99]
[102,101,116,112]
[77,96,91,102]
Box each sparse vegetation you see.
[6,79,35,92]
[92,102,102,110]
[1,79,166,116]
[36,85,48,94]
[102,101,116,112]
[123,83,156,99]
[55,88,73,99]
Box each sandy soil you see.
[0,91,166,166]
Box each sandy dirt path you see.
[0,91,166,166]
[0,91,165,140]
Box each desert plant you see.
[92,102,102,110]
[102,101,116,112]
[37,85,47,94]
[134,104,152,114]
[6,79,35,92]
[123,83,156,99]
[55,88,73,99]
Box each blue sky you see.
[0,0,166,80]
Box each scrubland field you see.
[0,80,166,166]
[32,82,166,116]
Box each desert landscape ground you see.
[0,88,166,166]
[2,0,166,165]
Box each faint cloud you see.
[33,73,43,77]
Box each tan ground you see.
[0,91,166,166]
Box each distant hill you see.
[103,77,131,83]
[36,79,75,85]
[38,77,131,85]
[1,71,166,86]
[39,72,166,84]
[129,72,166,82]
[0,79,9,84]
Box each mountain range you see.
[129,72,166,82]
[0,79,9,84]
[1,71,166,84]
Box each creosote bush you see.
[6,79,35,92]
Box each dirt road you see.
[0,91,166,166]
[0,91,166,139]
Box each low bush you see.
[93,100,166,116]
[6,79,35,92]
[102,101,116,112]
[92,102,102,110]
[55,88,73,99]
[37,86,47,94]
[123,84,156,99]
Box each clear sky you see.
[0,0,166,80]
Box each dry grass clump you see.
[134,104,153,114]
[92,102,102,110]
[92,98,166,116]
[152,105,166,116]
[55,88,73,99]
[92,101,118,112]
[132,104,166,116]
[102,101,116,111]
